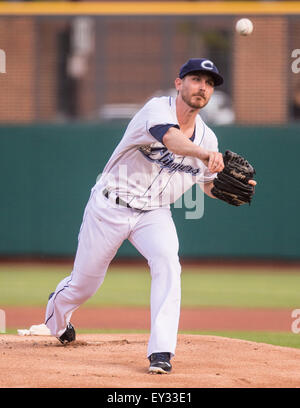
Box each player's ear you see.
[174,77,182,91]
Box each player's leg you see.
[129,208,181,358]
[45,189,130,338]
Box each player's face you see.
[176,73,215,109]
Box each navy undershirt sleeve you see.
[149,124,196,145]
[149,124,180,145]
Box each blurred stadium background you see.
[0,1,300,345]
[0,0,300,260]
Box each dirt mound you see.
[1,333,300,388]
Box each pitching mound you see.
[1,333,300,388]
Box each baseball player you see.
[45,58,256,374]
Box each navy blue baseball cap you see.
[179,58,224,86]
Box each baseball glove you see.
[211,150,256,206]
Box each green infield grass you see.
[181,330,300,350]
[0,263,300,308]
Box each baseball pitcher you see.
[45,58,256,374]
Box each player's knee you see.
[67,280,100,303]
[151,241,178,260]
[148,248,181,272]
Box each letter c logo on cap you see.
[201,60,214,70]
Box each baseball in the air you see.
[235,18,253,36]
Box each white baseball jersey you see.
[96,96,218,210]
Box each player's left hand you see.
[211,150,256,206]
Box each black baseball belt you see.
[102,188,132,208]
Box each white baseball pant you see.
[45,185,181,357]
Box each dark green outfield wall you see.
[1,122,299,260]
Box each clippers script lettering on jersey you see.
[139,145,200,176]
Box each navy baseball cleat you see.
[58,323,76,345]
[148,352,172,374]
